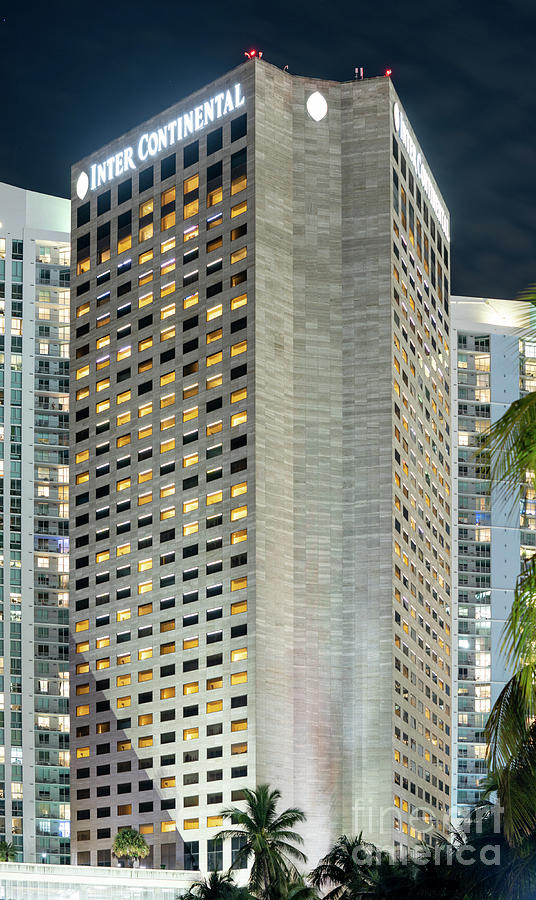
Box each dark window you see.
[184,141,199,168]
[139,165,154,193]
[117,178,132,205]
[207,127,223,155]
[231,114,247,142]
[97,190,111,216]
[77,202,90,228]
[161,154,176,181]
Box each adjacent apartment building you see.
[69,57,452,869]
[451,296,535,818]
[0,183,71,863]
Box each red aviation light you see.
[385,68,393,77]
[244,49,263,59]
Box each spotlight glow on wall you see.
[306,91,328,122]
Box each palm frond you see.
[486,670,535,770]
[477,391,536,502]
[501,556,536,672]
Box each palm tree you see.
[216,784,306,899]
[310,833,419,900]
[0,841,15,862]
[183,870,252,900]
[112,827,150,867]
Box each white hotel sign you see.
[76,83,246,200]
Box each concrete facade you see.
[0,183,71,862]
[69,58,452,870]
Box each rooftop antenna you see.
[354,67,364,80]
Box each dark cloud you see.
[0,0,534,298]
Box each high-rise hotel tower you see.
[69,58,452,870]
[0,183,70,864]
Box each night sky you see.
[1,0,534,298]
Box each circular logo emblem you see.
[306,91,328,122]
[76,172,89,200]
[393,102,400,133]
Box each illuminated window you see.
[117,478,131,492]
[161,371,176,387]
[138,647,153,661]
[139,248,154,265]
[231,247,247,264]
[117,696,131,708]
[184,225,199,242]
[138,670,153,682]
[207,699,223,714]
[139,292,153,309]
[206,421,222,436]
[139,402,153,418]
[76,387,90,400]
[96,335,110,350]
[160,484,176,498]
[76,747,90,759]
[183,637,199,650]
[231,530,247,545]
[231,200,247,217]
[231,505,247,521]
[231,411,247,427]
[231,387,247,404]
[183,291,199,310]
[140,824,154,835]
[231,340,247,357]
[231,482,247,498]
[117,433,131,448]
[117,389,131,404]
[117,653,131,666]
[160,393,175,409]
[161,776,176,789]
[231,576,247,592]
[183,522,199,536]
[207,304,223,321]
[161,686,175,700]
[96,399,110,414]
[161,236,176,253]
[183,498,199,514]
[117,411,131,426]
[75,468,89,483]
[76,662,90,674]
[76,705,90,717]
[231,719,247,732]
[206,374,223,390]
[184,682,199,695]
[162,821,177,833]
[138,581,153,594]
[231,600,248,616]
[161,438,175,453]
[231,293,247,311]
[231,173,247,195]
[139,224,154,242]
[207,816,223,828]
[161,326,176,342]
[138,558,153,573]
[118,235,132,254]
[96,657,110,670]
[207,491,223,505]
[138,469,153,484]
[207,328,222,344]
[138,713,153,725]
[183,728,199,741]
[96,636,110,649]
[138,736,153,748]
[183,407,198,422]
[207,676,223,691]
[76,641,89,654]
[183,452,198,468]
[160,506,176,520]
[207,351,223,367]
[117,740,132,753]
[116,608,131,622]
[76,365,89,380]
[231,743,247,755]
[231,647,248,662]
[160,642,175,655]
[76,302,90,318]
[139,424,153,439]
[116,673,131,687]
[138,270,153,287]
[118,804,132,815]
[96,550,110,564]
[161,303,176,320]
[231,672,247,685]
[139,337,153,353]
[138,603,153,618]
